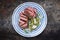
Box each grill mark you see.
[20,13,27,17]
[20,19,27,22]
[19,22,26,26]
[20,14,28,19]
[22,13,28,17]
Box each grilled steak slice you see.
[19,19,25,26]
[19,12,28,28]
[20,16,28,22]
[24,7,37,18]
[21,23,28,28]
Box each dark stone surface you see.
[0,0,60,40]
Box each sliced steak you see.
[24,7,37,18]
[20,16,28,22]
[19,20,25,26]
[19,7,37,29]
[19,12,28,28]
[22,23,28,28]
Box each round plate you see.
[12,2,47,37]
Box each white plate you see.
[12,2,47,37]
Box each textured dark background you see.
[0,0,60,40]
